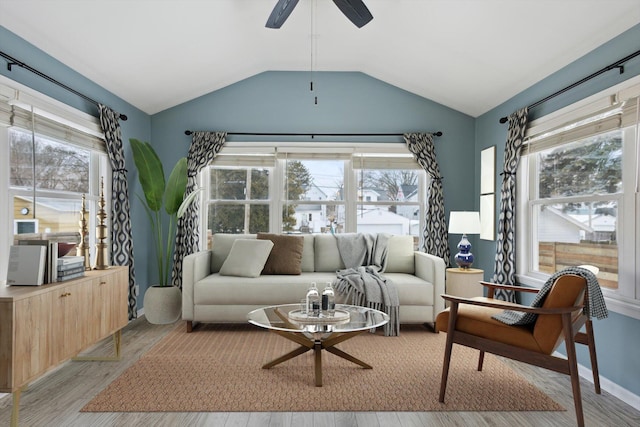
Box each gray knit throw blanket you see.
[492,266,608,326]
[333,233,400,336]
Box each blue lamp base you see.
[454,234,474,269]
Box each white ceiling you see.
[1,0,639,117]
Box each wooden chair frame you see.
[439,282,601,427]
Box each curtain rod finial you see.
[119,114,127,121]
[499,116,508,124]
[185,130,192,136]
[434,131,443,137]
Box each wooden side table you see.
[445,268,484,306]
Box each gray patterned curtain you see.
[492,107,528,302]
[98,104,137,319]
[171,131,227,288]
[404,133,450,265]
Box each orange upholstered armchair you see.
[436,270,606,427]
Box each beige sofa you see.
[181,233,446,332]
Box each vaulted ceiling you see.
[1,0,639,117]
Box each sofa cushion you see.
[387,235,415,274]
[314,234,345,272]
[210,234,257,272]
[301,235,315,272]
[219,239,273,278]
[194,272,339,306]
[257,233,304,275]
[384,273,434,306]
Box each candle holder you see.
[94,177,110,270]
[77,194,92,271]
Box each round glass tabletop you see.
[247,303,389,335]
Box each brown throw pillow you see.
[257,233,304,275]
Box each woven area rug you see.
[81,323,564,413]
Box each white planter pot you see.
[143,285,182,324]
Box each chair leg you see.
[439,303,459,403]
[477,351,485,371]
[585,320,601,394]
[563,313,585,427]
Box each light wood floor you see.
[1,317,639,427]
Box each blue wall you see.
[151,69,476,253]
[0,26,153,294]
[475,23,640,398]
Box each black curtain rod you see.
[184,130,443,138]
[0,50,128,121]
[499,48,640,124]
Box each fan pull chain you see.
[310,0,317,105]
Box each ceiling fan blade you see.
[266,0,300,29]
[332,0,373,28]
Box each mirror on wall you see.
[480,146,495,241]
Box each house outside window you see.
[517,76,640,318]
[201,143,426,248]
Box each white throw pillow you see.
[219,239,274,278]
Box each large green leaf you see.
[178,188,203,219]
[130,138,165,212]
[165,157,188,215]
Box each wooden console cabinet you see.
[0,267,128,426]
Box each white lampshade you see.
[448,211,481,235]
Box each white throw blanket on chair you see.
[333,233,400,336]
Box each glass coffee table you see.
[247,303,389,387]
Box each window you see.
[7,129,109,244]
[207,167,270,234]
[353,153,425,237]
[282,158,345,234]
[201,143,427,248]
[1,78,110,282]
[517,76,640,318]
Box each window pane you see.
[285,160,343,201]
[283,202,344,234]
[359,169,419,202]
[13,196,82,235]
[356,206,420,236]
[210,168,269,200]
[250,169,269,200]
[248,205,269,233]
[207,204,269,234]
[537,130,622,198]
[533,201,618,289]
[355,168,421,237]
[283,160,344,233]
[10,130,89,193]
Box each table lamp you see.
[448,211,481,269]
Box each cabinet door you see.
[109,268,129,332]
[51,281,90,363]
[13,293,52,387]
[91,268,129,341]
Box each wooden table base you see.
[262,329,372,386]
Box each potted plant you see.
[130,138,199,324]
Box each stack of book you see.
[57,256,86,282]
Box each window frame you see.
[516,75,640,319]
[200,141,427,246]
[1,77,110,282]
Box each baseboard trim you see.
[553,351,640,410]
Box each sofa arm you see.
[414,251,446,316]
[181,250,212,320]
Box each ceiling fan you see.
[266,0,373,29]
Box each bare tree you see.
[10,131,89,193]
